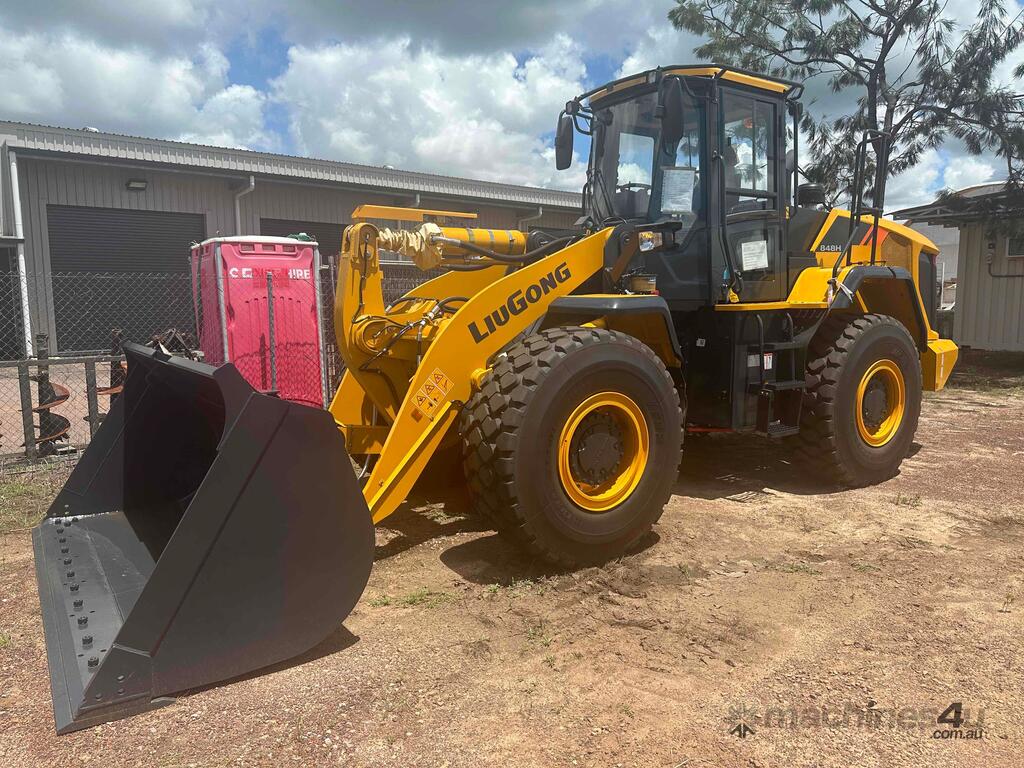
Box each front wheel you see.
[799,313,922,486]
[460,327,684,567]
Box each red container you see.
[190,236,327,407]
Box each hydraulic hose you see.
[435,235,574,265]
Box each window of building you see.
[1007,234,1024,258]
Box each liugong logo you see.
[467,262,572,343]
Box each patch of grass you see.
[0,632,10,649]
[485,577,549,598]
[851,562,879,573]
[370,588,454,608]
[421,507,466,525]
[620,703,635,719]
[399,587,454,607]
[526,619,553,647]
[0,471,66,535]
[892,492,922,508]
[947,350,1024,393]
[542,654,556,669]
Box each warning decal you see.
[412,367,454,419]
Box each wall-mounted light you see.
[125,179,148,191]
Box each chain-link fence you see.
[0,256,441,468]
[51,271,195,354]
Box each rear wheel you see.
[460,327,684,567]
[799,313,922,486]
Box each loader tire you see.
[799,313,922,486]
[460,327,684,568]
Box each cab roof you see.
[583,64,801,106]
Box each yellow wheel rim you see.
[855,359,906,447]
[557,392,650,513]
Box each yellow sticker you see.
[412,367,454,420]
[431,368,453,393]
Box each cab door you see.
[719,89,786,303]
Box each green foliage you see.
[669,0,1024,207]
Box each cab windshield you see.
[589,89,705,234]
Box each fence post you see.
[33,332,48,455]
[84,359,100,438]
[266,271,277,391]
[18,359,36,459]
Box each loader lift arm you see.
[330,206,613,523]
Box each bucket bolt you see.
[58,537,66,543]
[63,558,72,565]
[87,656,99,669]
[73,599,83,609]
[69,583,79,592]
[66,570,75,578]
[77,616,88,628]
[82,634,93,647]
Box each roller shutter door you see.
[0,247,24,359]
[260,218,345,260]
[47,205,205,352]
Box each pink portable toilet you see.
[190,236,328,407]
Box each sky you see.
[0,0,1017,211]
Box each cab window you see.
[722,93,777,212]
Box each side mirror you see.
[797,183,826,207]
[555,114,574,170]
[661,78,685,146]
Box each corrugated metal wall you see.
[17,158,236,342]
[14,156,579,351]
[954,222,1024,352]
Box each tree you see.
[669,0,1024,211]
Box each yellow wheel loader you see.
[33,64,958,732]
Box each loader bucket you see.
[32,343,374,734]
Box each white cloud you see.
[0,27,273,150]
[0,0,1015,202]
[272,35,589,188]
[179,85,278,150]
[942,155,996,191]
[885,149,943,212]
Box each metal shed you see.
[0,121,581,357]
[894,182,1024,353]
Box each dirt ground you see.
[1,353,1023,767]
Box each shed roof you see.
[0,121,582,210]
[892,181,1007,225]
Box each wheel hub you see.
[557,392,651,513]
[855,359,907,448]
[569,411,624,485]
[861,381,889,429]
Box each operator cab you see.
[556,66,815,309]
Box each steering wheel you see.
[616,182,652,193]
